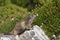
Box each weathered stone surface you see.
[0,25,50,40]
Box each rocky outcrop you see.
[0,25,50,40]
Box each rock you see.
[0,25,50,40]
[51,34,56,40]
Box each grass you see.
[0,4,30,33]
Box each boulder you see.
[0,25,50,40]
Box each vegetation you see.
[0,4,29,33]
[33,1,60,36]
[0,0,60,40]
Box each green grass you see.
[32,1,60,38]
[0,4,30,33]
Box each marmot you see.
[5,14,36,35]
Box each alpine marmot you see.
[7,14,37,35]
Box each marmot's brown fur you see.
[8,14,37,35]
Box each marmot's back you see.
[10,14,37,35]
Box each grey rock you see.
[0,25,50,40]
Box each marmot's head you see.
[25,14,38,25]
[29,14,38,21]
[24,14,37,24]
